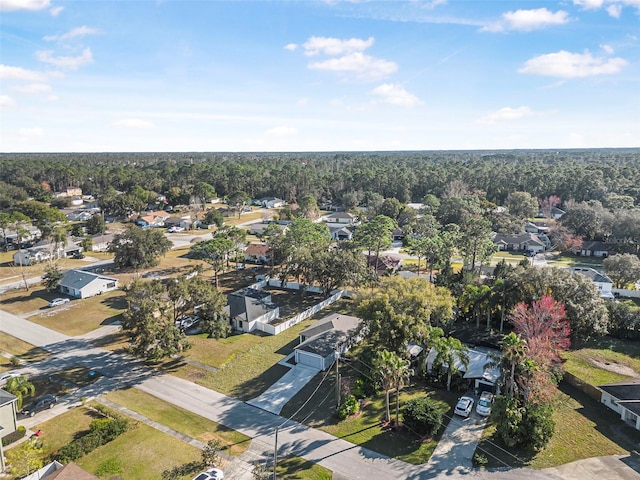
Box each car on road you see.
[192,468,224,480]
[176,315,200,331]
[168,226,185,233]
[21,394,57,417]
[454,396,474,418]
[0,371,22,386]
[47,298,70,308]
[476,392,494,417]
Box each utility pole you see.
[335,343,341,409]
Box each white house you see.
[571,267,615,299]
[329,225,353,241]
[88,233,115,252]
[257,197,286,209]
[295,313,362,371]
[0,389,18,472]
[13,240,81,266]
[59,269,118,299]
[599,381,640,431]
[324,211,357,225]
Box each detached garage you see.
[295,313,361,371]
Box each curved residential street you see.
[1,308,639,479]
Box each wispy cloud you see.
[18,127,44,137]
[284,43,297,52]
[371,83,421,107]
[36,48,93,70]
[309,52,397,80]
[112,118,155,129]
[265,126,298,137]
[0,95,15,107]
[574,0,640,17]
[482,8,570,32]
[44,26,101,42]
[0,64,47,82]
[478,106,534,125]
[519,50,627,78]
[303,36,374,56]
[12,83,52,93]
[0,0,50,11]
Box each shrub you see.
[473,453,488,467]
[1,425,26,446]
[55,417,130,463]
[402,397,443,436]
[9,356,21,367]
[492,395,554,451]
[338,395,360,420]
[352,378,367,399]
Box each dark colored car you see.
[21,394,57,417]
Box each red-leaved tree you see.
[510,295,571,369]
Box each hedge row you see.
[55,417,129,463]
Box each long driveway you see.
[0,308,575,480]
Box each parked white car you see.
[0,371,22,386]
[168,226,185,233]
[476,392,494,417]
[454,396,474,418]
[48,298,70,308]
[192,468,224,480]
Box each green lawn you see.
[562,336,640,386]
[22,289,126,336]
[477,383,640,469]
[104,387,251,456]
[78,422,203,480]
[277,455,333,479]
[0,332,50,364]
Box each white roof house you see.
[426,346,501,392]
[59,269,118,299]
[571,267,615,299]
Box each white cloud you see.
[12,83,52,93]
[519,50,627,78]
[607,4,623,17]
[112,118,154,129]
[574,0,640,16]
[265,126,298,137]
[309,52,397,80]
[36,48,93,70]
[18,127,44,137]
[49,5,63,16]
[478,106,534,125]
[601,44,614,54]
[371,83,421,107]
[284,43,297,51]
[296,97,309,106]
[44,26,101,42]
[303,36,374,56]
[0,0,50,11]
[483,8,570,32]
[0,64,47,82]
[0,95,15,107]
[573,0,605,10]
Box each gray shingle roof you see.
[59,269,117,290]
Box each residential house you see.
[329,225,353,241]
[492,232,546,254]
[0,225,42,249]
[257,197,286,209]
[244,243,271,264]
[164,215,193,230]
[324,211,357,225]
[135,211,170,228]
[88,232,115,252]
[366,254,401,275]
[599,381,640,431]
[13,240,81,266]
[228,287,279,332]
[53,187,83,198]
[0,389,18,471]
[59,269,118,299]
[247,222,287,236]
[295,313,362,371]
[537,206,566,219]
[425,347,501,393]
[524,221,550,234]
[22,461,99,480]
[391,227,405,242]
[571,267,614,299]
[66,210,94,222]
[574,240,614,258]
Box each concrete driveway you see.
[426,407,488,475]
[247,363,320,414]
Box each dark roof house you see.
[599,381,640,430]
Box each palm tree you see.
[391,356,412,430]
[500,332,528,397]
[373,349,396,424]
[433,336,470,391]
[5,375,35,409]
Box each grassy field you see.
[561,336,640,386]
[0,332,50,365]
[280,366,458,466]
[9,289,127,336]
[277,455,333,479]
[477,383,640,469]
[104,387,251,456]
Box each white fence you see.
[613,288,640,299]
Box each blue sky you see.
[1,0,638,152]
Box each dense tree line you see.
[1,150,639,209]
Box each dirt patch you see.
[590,358,639,378]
